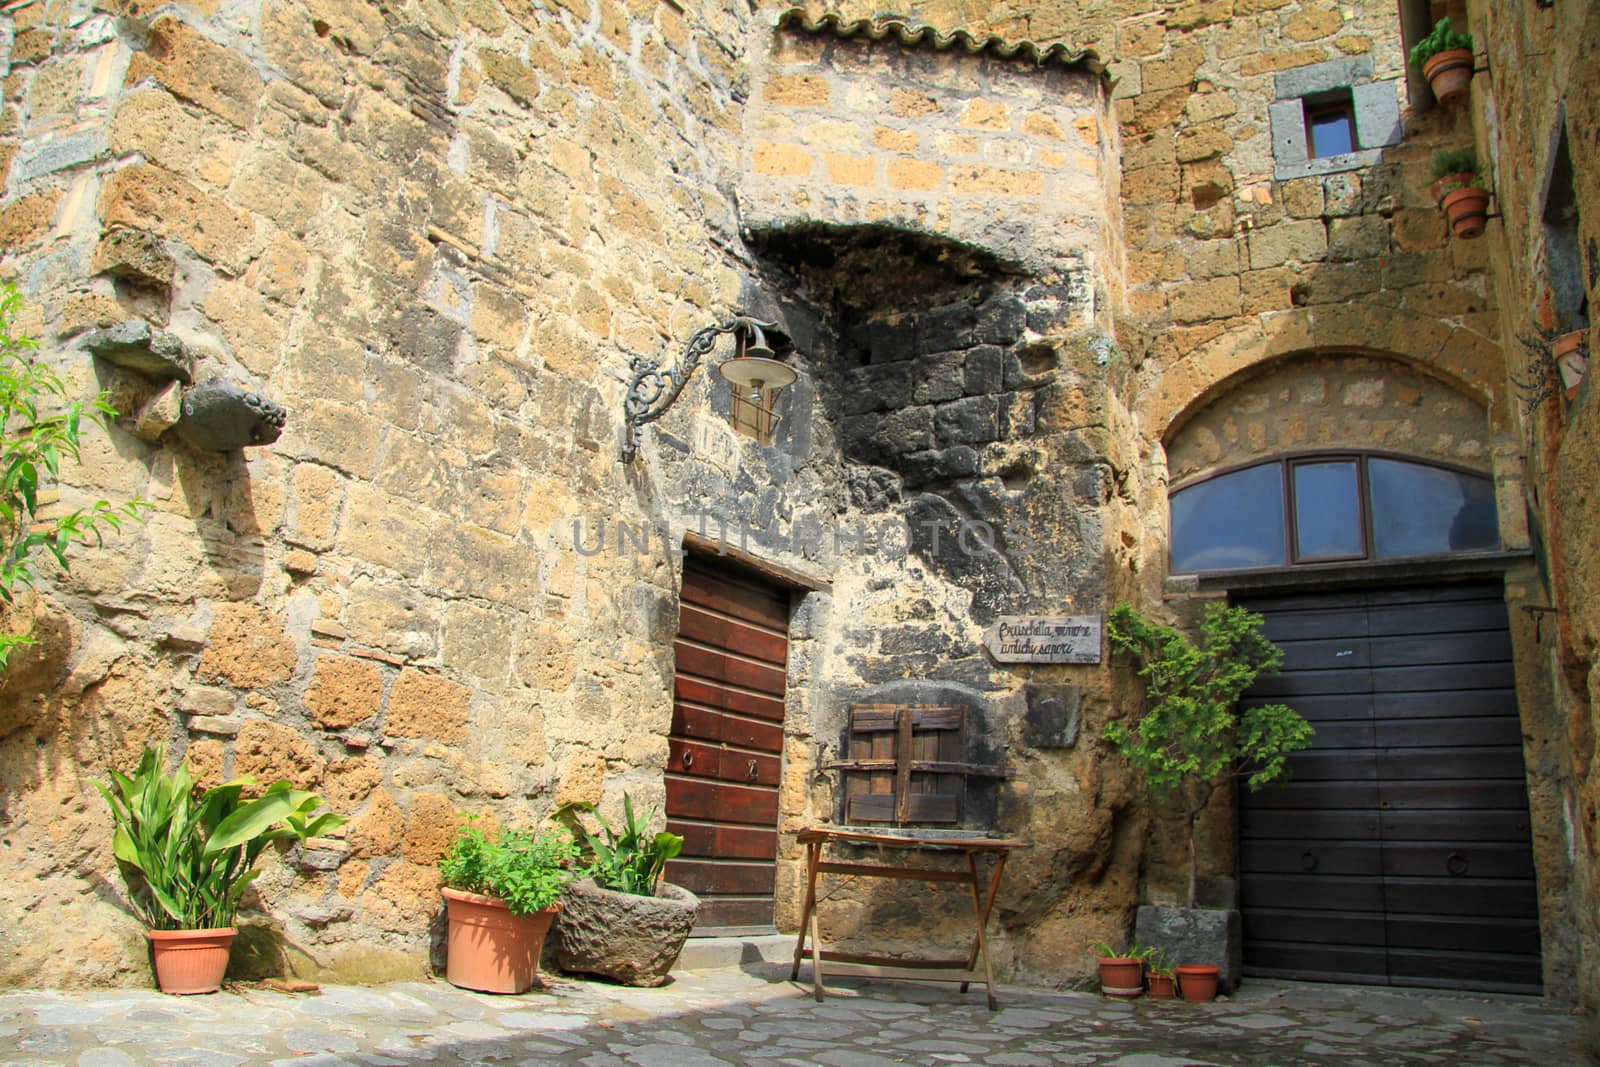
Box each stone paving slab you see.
[0,965,1590,1066]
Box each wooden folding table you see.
[788,826,1025,1010]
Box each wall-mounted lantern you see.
[622,314,798,460]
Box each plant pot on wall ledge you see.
[1441,184,1492,239]
[1553,329,1589,401]
[1423,49,1474,107]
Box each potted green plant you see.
[1144,949,1177,1000]
[1408,16,1474,106]
[550,793,699,987]
[437,819,579,994]
[1089,940,1151,998]
[1104,602,1314,995]
[1553,328,1589,401]
[98,745,344,995]
[1428,148,1492,239]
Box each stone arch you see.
[1164,351,1493,487]
[1146,307,1502,442]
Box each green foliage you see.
[1143,948,1176,978]
[437,819,579,916]
[1104,602,1314,906]
[1430,147,1479,182]
[1408,16,1473,68]
[552,793,683,896]
[0,284,149,670]
[97,746,344,930]
[1090,939,1155,962]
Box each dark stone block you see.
[176,378,287,450]
[1023,685,1081,748]
[935,396,1000,446]
[879,627,959,656]
[844,361,915,414]
[1134,905,1243,994]
[841,412,883,457]
[1001,350,1028,390]
[868,321,915,364]
[963,345,1004,395]
[880,406,935,454]
[82,320,193,383]
[916,301,976,354]
[913,350,966,404]
[904,492,1022,626]
[976,295,1026,344]
[901,447,978,486]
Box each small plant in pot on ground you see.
[437,818,580,994]
[1089,940,1154,998]
[1144,949,1178,1000]
[1408,16,1475,107]
[98,745,344,994]
[550,794,700,987]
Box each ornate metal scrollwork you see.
[621,315,776,460]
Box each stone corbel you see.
[175,378,287,451]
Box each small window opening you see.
[1304,91,1357,159]
[1543,122,1588,332]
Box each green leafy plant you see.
[1430,147,1479,182]
[1144,948,1176,978]
[1408,16,1473,69]
[1104,602,1314,908]
[0,284,149,670]
[553,794,683,896]
[97,745,345,930]
[1090,939,1156,962]
[438,819,579,916]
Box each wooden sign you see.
[985,615,1102,664]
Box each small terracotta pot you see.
[1096,956,1145,997]
[442,887,560,995]
[1553,329,1588,400]
[1430,171,1476,207]
[1423,48,1474,107]
[1146,972,1176,1000]
[148,927,235,995]
[1176,963,1221,1002]
[1442,186,1492,239]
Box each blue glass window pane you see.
[1308,110,1355,158]
[1170,464,1287,573]
[1368,458,1500,558]
[1293,461,1363,560]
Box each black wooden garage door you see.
[1237,583,1542,994]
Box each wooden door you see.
[1238,583,1541,994]
[665,555,790,931]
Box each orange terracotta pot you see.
[1554,330,1588,400]
[1442,186,1492,239]
[1146,972,1177,1000]
[148,927,235,995]
[1176,963,1221,1002]
[1423,48,1474,107]
[442,887,559,995]
[1096,956,1145,997]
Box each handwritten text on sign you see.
[986,615,1103,664]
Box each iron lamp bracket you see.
[622,315,777,461]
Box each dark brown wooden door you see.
[665,555,789,931]
[1238,583,1542,994]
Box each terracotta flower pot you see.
[1553,329,1588,400]
[1429,171,1476,207]
[1423,48,1474,107]
[1176,963,1221,1002]
[1146,972,1176,1000]
[442,887,560,994]
[1096,956,1145,997]
[1441,186,1492,239]
[148,927,235,995]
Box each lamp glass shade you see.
[717,355,797,391]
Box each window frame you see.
[1169,450,1499,575]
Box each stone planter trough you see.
[551,878,699,987]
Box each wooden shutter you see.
[838,704,968,826]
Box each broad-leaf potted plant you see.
[1429,148,1492,240]
[1104,602,1313,995]
[1089,940,1152,998]
[1409,16,1474,107]
[437,819,579,994]
[550,793,699,987]
[98,745,344,995]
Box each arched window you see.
[1169,453,1499,574]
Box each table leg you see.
[790,840,820,983]
[962,851,1004,1010]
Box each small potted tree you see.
[1408,16,1474,107]
[550,793,699,987]
[438,819,579,994]
[1104,602,1314,995]
[98,746,344,995]
[1429,148,1492,240]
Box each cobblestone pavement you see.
[0,963,1590,1066]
